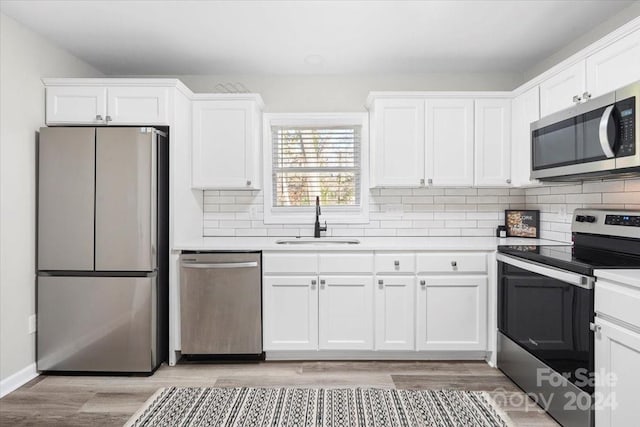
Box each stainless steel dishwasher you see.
[180,252,262,356]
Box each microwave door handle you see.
[598,105,616,158]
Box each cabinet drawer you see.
[416,252,487,273]
[263,253,317,274]
[375,253,415,274]
[319,253,373,274]
[596,280,640,329]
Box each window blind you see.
[271,125,361,207]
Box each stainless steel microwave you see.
[530,81,639,181]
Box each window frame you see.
[263,112,369,225]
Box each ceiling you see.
[0,0,636,76]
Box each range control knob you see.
[575,215,586,222]
[585,216,597,223]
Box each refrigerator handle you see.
[150,131,158,269]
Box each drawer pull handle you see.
[451,261,457,267]
[311,280,317,286]
[320,279,326,285]
[420,280,426,286]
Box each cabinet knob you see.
[105,115,112,122]
[246,180,252,186]
[420,280,426,286]
[378,279,384,285]
[311,279,317,286]
[582,91,591,101]
[589,322,601,332]
[420,178,425,186]
[506,178,512,184]
[394,260,400,268]
[451,261,457,267]
[95,114,103,121]
[320,279,326,285]
[428,178,433,185]
[572,95,582,103]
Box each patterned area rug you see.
[125,387,515,427]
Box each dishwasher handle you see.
[181,261,258,269]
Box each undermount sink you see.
[275,238,360,245]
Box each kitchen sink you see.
[275,238,360,245]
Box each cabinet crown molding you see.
[42,77,194,98]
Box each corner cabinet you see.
[191,96,263,190]
[45,83,169,125]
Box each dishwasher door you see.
[180,252,262,355]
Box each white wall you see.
[175,73,521,112]
[0,13,102,384]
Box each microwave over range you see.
[530,81,639,181]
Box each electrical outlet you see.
[28,314,37,334]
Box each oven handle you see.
[497,254,594,289]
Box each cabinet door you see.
[263,276,318,350]
[595,318,640,427]
[416,276,487,351]
[107,87,169,125]
[586,29,640,98]
[510,87,540,187]
[474,99,511,186]
[425,99,474,186]
[371,99,425,187]
[192,100,259,189]
[375,276,415,350]
[539,61,586,117]
[45,86,107,125]
[319,276,374,350]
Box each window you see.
[263,113,369,224]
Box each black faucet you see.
[314,196,327,238]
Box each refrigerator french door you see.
[37,127,167,373]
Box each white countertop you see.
[595,269,640,289]
[173,236,565,252]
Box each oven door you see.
[497,254,594,393]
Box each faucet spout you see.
[314,196,327,238]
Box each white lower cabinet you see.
[319,276,374,350]
[595,317,640,427]
[416,276,487,351]
[375,276,415,350]
[263,276,318,350]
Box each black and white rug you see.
[125,387,515,427]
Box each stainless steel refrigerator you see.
[36,127,168,373]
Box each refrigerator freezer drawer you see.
[37,275,157,372]
[180,252,262,354]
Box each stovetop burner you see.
[498,208,640,276]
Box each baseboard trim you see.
[0,363,38,398]
[265,350,489,361]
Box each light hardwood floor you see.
[0,361,559,426]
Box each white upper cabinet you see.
[106,87,169,125]
[511,86,540,187]
[46,86,107,125]
[191,97,262,190]
[370,98,425,187]
[586,28,640,98]
[45,85,169,125]
[474,99,511,186]
[425,99,474,186]
[539,61,587,117]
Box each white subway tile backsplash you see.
[201,178,639,238]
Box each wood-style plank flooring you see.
[0,361,559,426]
